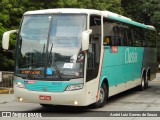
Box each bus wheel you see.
[93,83,108,108]
[145,73,149,89]
[40,104,54,108]
[138,75,145,91]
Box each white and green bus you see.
[2,8,157,108]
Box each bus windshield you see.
[15,14,87,80]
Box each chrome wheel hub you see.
[98,88,105,103]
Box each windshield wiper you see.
[43,43,45,58]
[48,43,62,80]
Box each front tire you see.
[40,104,54,108]
[93,83,108,108]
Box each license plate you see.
[39,95,51,100]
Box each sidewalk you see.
[0,88,14,94]
[0,94,15,104]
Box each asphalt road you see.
[1,74,160,120]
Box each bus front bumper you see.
[14,87,87,106]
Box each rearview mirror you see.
[82,29,92,51]
[2,30,18,50]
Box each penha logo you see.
[125,48,138,64]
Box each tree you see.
[121,0,160,62]
[2,0,160,70]
[0,0,123,71]
[121,0,160,24]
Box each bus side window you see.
[133,28,143,47]
[145,29,156,47]
[123,28,129,46]
[127,28,134,46]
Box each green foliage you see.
[121,0,160,62]
[151,12,160,31]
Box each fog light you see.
[19,97,23,102]
[74,101,78,105]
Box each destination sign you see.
[20,70,41,75]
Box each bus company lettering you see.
[125,48,138,64]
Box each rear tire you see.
[138,75,145,91]
[93,83,108,108]
[145,73,150,89]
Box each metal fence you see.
[0,71,14,93]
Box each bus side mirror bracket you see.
[2,30,18,50]
[82,29,92,51]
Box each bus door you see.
[86,15,101,82]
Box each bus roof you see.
[101,11,156,31]
[24,8,156,31]
[24,8,101,15]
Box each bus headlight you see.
[15,82,25,88]
[65,84,83,91]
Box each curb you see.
[0,88,14,94]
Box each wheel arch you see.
[100,76,109,95]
